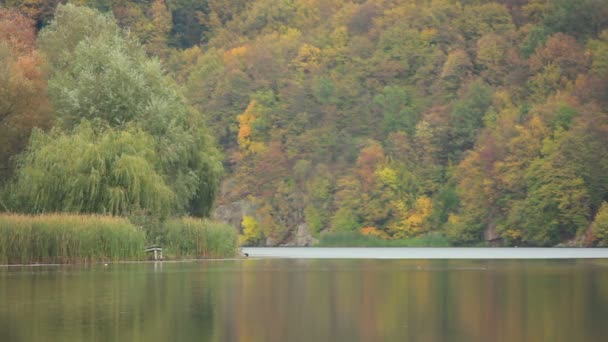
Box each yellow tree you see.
[240,215,263,245]
[390,196,433,239]
[592,203,608,246]
[236,100,267,155]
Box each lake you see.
[1,248,608,341]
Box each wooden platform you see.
[145,246,163,260]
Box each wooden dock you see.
[145,246,163,260]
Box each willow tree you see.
[11,122,174,215]
[32,4,223,216]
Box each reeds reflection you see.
[1,259,607,342]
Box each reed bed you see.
[163,217,238,259]
[0,214,146,264]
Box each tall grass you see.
[0,214,146,264]
[317,231,451,247]
[163,217,238,259]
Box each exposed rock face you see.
[280,223,318,247]
[212,200,256,233]
[484,223,501,246]
[213,199,316,246]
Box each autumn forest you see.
[1,0,607,248]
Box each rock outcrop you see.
[280,223,318,247]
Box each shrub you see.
[317,231,450,247]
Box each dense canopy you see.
[1,0,607,246]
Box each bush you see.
[317,231,450,247]
[163,217,238,258]
[0,213,145,264]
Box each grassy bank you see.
[0,214,146,264]
[317,231,450,247]
[0,214,239,264]
[162,218,239,259]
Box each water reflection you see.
[1,259,607,341]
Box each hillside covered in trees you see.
[1,0,607,247]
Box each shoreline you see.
[4,247,608,266]
[242,247,608,259]
[0,257,248,267]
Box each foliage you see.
[35,4,223,217]
[10,122,174,216]
[162,217,238,258]
[592,202,608,246]
[0,9,52,182]
[240,215,263,246]
[317,231,449,247]
[0,213,145,264]
[330,207,361,233]
[389,196,434,239]
[2,0,607,248]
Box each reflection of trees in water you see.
[211,259,608,342]
[0,313,24,342]
[0,264,216,341]
[1,260,608,341]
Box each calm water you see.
[1,251,608,341]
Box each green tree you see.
[506,147,591,246]
[476,32,510,85]
[11,122,174,216]
[37,4,223,216]
[373,86,421,136]
[447,80,493,160]
[457,2,514,41]
[543,0,608,38]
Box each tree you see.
[447,80,493,160]
[457,2,514,41]
[167,0,210,47]
[592,202,608,246]
[36,4,223,216]
[542,0,608,38]
[440,49,473,95]
[11,123,174,216]
[304,164,333,234]
[373,86,421,136]
[331,207,361,232]
[355,141,385,193]
[4,0,63,27]
[240,215,263,245]
[506,157,590,246]
[476,33,510,85]
[390,196,433,239]
[529,33,588,81]
[0,9,51,182]
[147,0,172,56]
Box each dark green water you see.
[1,259,608,342]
